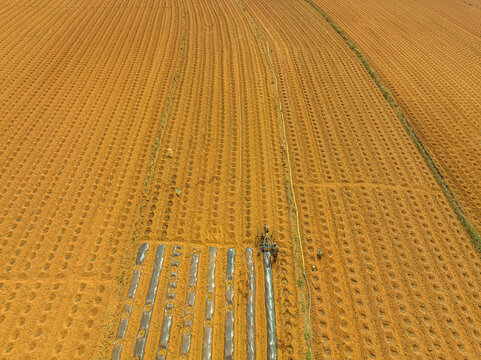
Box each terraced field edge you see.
[304,0,481,252]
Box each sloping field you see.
[108,0,304,357]
[310,0,481,234]
[417,0,481,37]
[239,0,481,358]
[0,0,480,359]
[0,0,186,357]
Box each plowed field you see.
[311,0,481,233]
[0,0,480,359]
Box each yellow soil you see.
[312,0,481,233]
[0,0,480,359]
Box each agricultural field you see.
[311,0,481,232]
[0,0,480,359]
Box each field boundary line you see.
[304,0,481,252]
[133,4,188,237]
[101,3,188,359]
[234,0,314,358]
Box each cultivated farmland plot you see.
[0,0,480,359]
[312,0,481,233]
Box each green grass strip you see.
[304,0,481,251]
